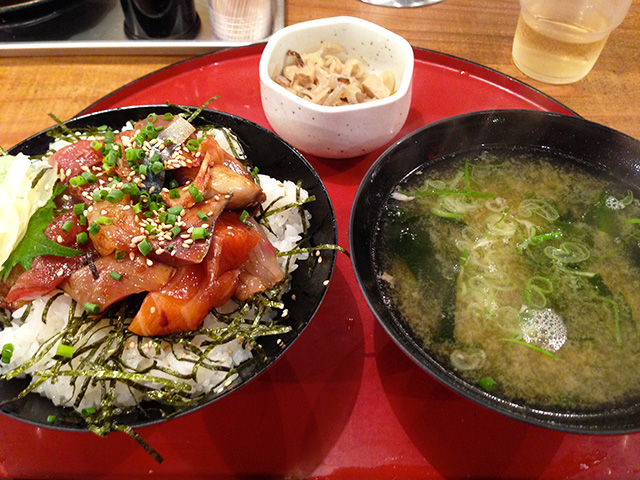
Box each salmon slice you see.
[129,212,262,336]
[63,253,174,312]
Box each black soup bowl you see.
[350,109,640,433]
[0,105,337,432]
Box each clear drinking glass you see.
[512,0,632,84]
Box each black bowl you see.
[1,105,337,431]
[350,109,640,433]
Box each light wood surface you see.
[1,0,638,149]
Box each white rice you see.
[0,173,310,412]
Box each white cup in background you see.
[209,0,273,41]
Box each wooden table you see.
[1,2,640,479]
[0,0,638,150]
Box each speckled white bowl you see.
[259,16,414,159]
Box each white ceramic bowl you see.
[259,16,414,159]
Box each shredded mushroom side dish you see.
[273,42,396,106]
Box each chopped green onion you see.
[47,415,57,423]
[82,407,96,416]
[83,302,100,314]
[170,225,181,238]
[168,179,179,189]
[115,249,126,260]
[110,271,123,281]
[186,138,202,152]
[97,125,108,132]
[104,151,118,168]
[192,227,209,240]
[169,188,181,199]
[147,113,157,124]
[1,343,14,364]
[61,220,74,233]
[188,183,204,203]
[76,232,89,245]
[138,164,149,176]
[239,210,250,223]
[97,216,113,225]
[167,205,183,215]
[499,338,558,359]
[87,221,101,235]
[90,140,102,151]
[73,203,86,215]
[478,376,497,392]
[69,176,86,187]
[163,112,174,121]
[138,238,152,256]
[151,162,164,175]
[93,189,108,202]
[132,203,142,214]
[106,189,125,204]
[78,215,87,226]
[56,343,75,358]
[197,211,208,221]
[81,171,97,184]
[121,182,140,197]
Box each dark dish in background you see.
[350,109,640,433]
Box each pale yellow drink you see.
[512,0,631,84]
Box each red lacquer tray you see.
[3,44,639,480]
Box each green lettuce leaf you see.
[2,185,82,280]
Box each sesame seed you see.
[131,235,146,243]
[56,235,63,243]
[129,252,136,261]
[150,307,156,314]
[56,268,64,277]
[146,259,153,266]
[323,280,330,286]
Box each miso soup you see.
[375,148,640,409]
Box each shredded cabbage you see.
[0,153,59,270]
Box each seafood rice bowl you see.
[0,105,337,455]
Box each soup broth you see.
[375,148,640,409]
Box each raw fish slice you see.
[147,196,228,267]
[127,265,239,336]
[163,137,265,210]
[129,212,261,336]
[63,253,174,312]
[5,210,92,303]
[6,255,88,303]
[86,201,142,256]
[235,221,284,301]
[48,140,103,179]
